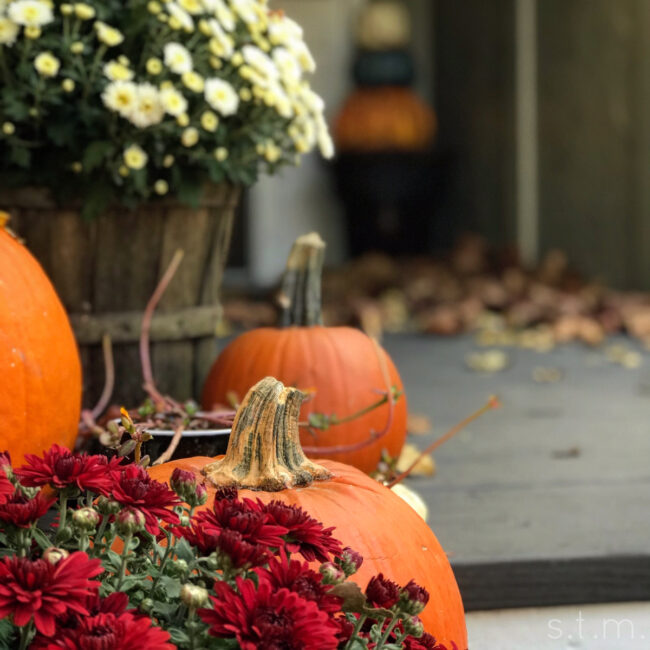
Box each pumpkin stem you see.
[280,232,325,327]
[202,377,332,491]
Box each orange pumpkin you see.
[150,377,466,648]
[202,233,408,474]
[334,86,437,153]
[0,217,81,464]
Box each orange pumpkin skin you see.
[0,227,81,465]
[149,455,467,649]
[201,326,408,474]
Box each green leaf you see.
[174,537,195,563]
[0,617,17,646]
[32,527,53,550]
[155,575,181,599]
[176,175,203,207]
[81,181,113,220]
[82,140,113,172]
[168,628,191,645]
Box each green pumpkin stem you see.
[280,232,325,327]
[202,377,332,491]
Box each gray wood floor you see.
[381,335,650,610]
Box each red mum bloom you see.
[16,445,122,495]
[111,464,180,535]
[215,529,271,570]
[0,490,56,528]
[199,576,339,650]
[196,495,287,547]
[0,469,13,505]
[256,551,342,614]
[261,500,343,562]
[0,552,103,636]
[173,521,221,555]
[42,610,174,650]
[365,573,401,609]
[0,451,11,473]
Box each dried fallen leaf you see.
[407,413,432,436]
[395,443,436,476]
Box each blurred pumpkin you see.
[334,87,436,153]
[151,377,466,648]
[202,233,407,474]
[0,215,81,464]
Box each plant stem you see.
[91,516,109,557]
[56,494,69,542]
[345,613,368,649]
[18,621,34,650]
[116,533,132,591]
[375,614,399,649]
[387,395,501,488]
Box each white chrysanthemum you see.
[94,21,124,46]
[204,78,239,116]
[315,115,334,159]
[8,0,53,26]
[300,85,325,114]
[177,0,202,15]
[288,40,316,73]
[208,0,235,31]
[272,47,301,86]
[164,42,193,74]
[266,83,293,119]
[129,83,164,128]
[229,0,256,25]
[103,60,134,81]
[102,80,138,118]
[160,86,188,116]
[0,17,19,45]
[242,45,278,80]
[34,51,60,77]
[268,14,302,46]
[166,2,194,31]
[207,18,234,58]
[123,144,148,170]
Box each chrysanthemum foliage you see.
[0,0,333,217]
[0,447,455,649]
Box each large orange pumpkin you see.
[202,233,408,474]
[0,218,81,464]
[150,377,467,649]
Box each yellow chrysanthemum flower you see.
[181,127,199,147]
[146,57,163,75]
[213,147,228,162]
[34,51,60,77]
[181,71,204,93]
[200,111,219,132]
[123,144,148,170]
[154,179,169,195]
[61,79,75,92]
[94,21,124,47]
[74,2,95,20]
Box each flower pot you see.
[3,184,241,408]
[143,427,231,462]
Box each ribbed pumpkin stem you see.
[280,232,325,327]
[202,377,332,491]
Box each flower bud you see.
[140,598,154,613]
[319,562,345,585]
[43,547,69,565]
[72,507,101,531]
[398,580,430,616]
[169,558,189,577]
[97,496,121,515]
[116,507,145,536]
[170,468,207,507]
[180,583,209,608]
[336,547,363,577]
[402,616,424,638]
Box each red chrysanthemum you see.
[16,445,122,495]
[0,552,103,636]
[42,610,174,650]
[199,576,339,650]
[215,529,271,570]
[172,520,221,555]
[261,500,343,562]
[196,495,287,547]
[0,469,13,505]
[0,490,56,528]
[256,551,342,614]
[110,464,180,535]
[365,573,401,609]
[0,451,11,473]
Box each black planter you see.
[142,428,231,461]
